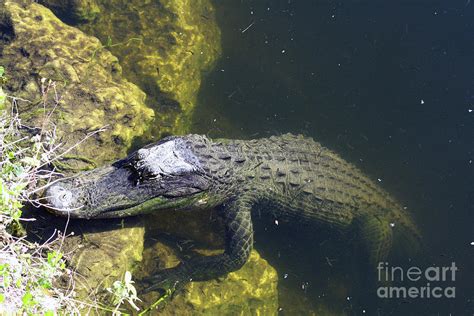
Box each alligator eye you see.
[137,148,149,160]
[128,169,141,186]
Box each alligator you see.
[45,133,421,292]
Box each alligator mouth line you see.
[92,194,198,218]
[99,202,143,216]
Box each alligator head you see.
[45,136,213,219]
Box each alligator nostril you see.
[137,148,149,160]
[46,184,74,210]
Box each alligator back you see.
[191,133,421,264]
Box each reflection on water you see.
[193,1,473,314]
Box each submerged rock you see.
[38,0,100,23]
[61,223,144,302]
[139,210,279,314]
[139,242,279,315]
[0,0,154,165]
[50,0,221,136]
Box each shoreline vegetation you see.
[0,67,140,315]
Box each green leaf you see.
[39,278,52,289]
[0,293,4,303]
[45,311,55,316]
[0,66,4,77]
[22,291,34,308]
[0,92,5,110]
[12,209,22,221]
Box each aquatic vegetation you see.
[0,71,75,313]
[106,271,141,314]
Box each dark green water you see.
[192,1,473,315]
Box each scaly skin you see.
[45,134,421,291]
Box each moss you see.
[139,243,279,315]
[74,0,221,137]
[38,0,100,23]
[58,223,145,306]
[0,1,154,165]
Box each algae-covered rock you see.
[141,210,279,314]
[0,0,154,165]
[0,0,148,302]
[38,0,100,23]
[62,224,145,302]
[70,0,221,136]
[139,242,279,316]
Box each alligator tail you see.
[388,208,423,260]
[358,208,422,266]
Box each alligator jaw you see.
[44,136,212,218]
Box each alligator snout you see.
[45,183,79,214]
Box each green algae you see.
[71,0,222,137]
[62,224,145,304]
[0,1,154,165]
[138,242,279,315]
[39,0,100,23]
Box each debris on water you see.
[274,219,279,225]
[284,273,288,279]
[281,49,286,54]
[420,99,425,104]
[241,21,255,33]
[470,241,474,246]
[468,109,472,113]
[390,222,395,228]
[377,178,382,182]
[325,256,335,267]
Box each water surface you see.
[193,1,473,314]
